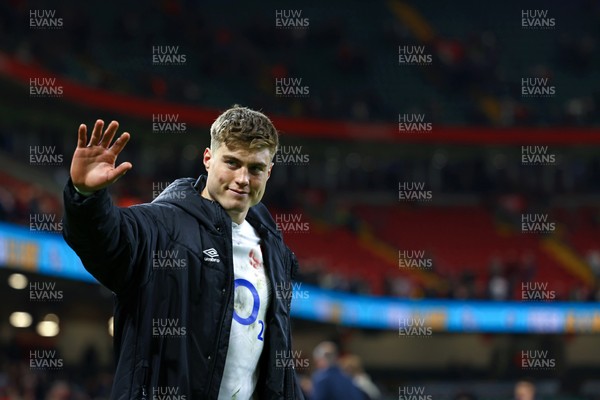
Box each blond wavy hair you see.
[210,105,278,158]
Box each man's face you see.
[201,143,273,223]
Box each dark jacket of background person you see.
[62,175,304,400]
[311,365,365,400]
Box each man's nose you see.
[235,167,250,186]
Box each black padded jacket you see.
[62,175,304,399]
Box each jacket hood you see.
[152,175,281,237]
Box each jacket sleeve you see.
[62,178,158,294]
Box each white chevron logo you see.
[203,248,219,262]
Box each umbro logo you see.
[203,248,220,263]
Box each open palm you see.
[70,120,133,192]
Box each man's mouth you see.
[228,188,249,195]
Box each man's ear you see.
[203,148,212,170]
[266,162,273,179]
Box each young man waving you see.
[62,106,304,399]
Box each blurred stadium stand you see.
[0,0,600,398]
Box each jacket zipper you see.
[205,205,234,397]
[285,251,294,400]
[286,368,294,400]
[263,233,295,399]
[141,360,150,400]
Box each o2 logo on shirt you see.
[233,279,264,341]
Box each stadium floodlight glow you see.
[8,273,28,290]
[108,316,114,337]
[9,311,32,328]
[36,320,59,337]
[44,313,60,323]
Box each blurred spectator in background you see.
[452,391,478,400]
[587,250,600,278]
[340,354,381,400]
[45,381,72,400]
[488,256,509,301]
[311,341,364,400]
[514,379,536,400]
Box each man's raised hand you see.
[70,120,132,193]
